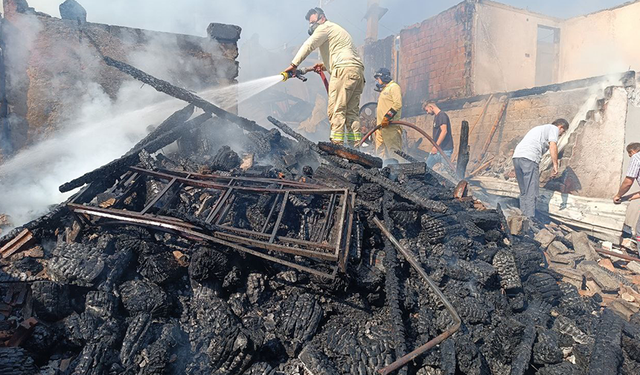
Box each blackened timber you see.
[318,141,383,169]
[103,56,267,133]
[58,105,196,193]
[142,113,211,154]
[267,117,448,213]
[59,153,139,193]
[130,104,194,151]
[267,116,320,152]
[394,150,419,163]
[325,156,449,213]
[456,120,470,180]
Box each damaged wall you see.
[559,1,640,83]
[472,1,562,95]
[0,0,240,156]
[402,74,636,199]
[566,87,629,198]
[402,87,589,163]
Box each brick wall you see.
[0,0,240,155]
[398,1,474,113]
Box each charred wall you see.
[0,0,240,157]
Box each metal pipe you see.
[596,248,640,262]
[372,217,461,375]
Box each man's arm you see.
[290,27,329,68]
[614,177,636,203]
[549,141,559,176]
[431,124,447,154]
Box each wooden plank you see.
[0,229,34,259]
[468,94,493,137]
[475,99,509,165]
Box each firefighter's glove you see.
[381,109,397,127]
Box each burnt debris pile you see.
[1,60,640,375]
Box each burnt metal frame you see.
[68,167,354,278]
[373,217,461,375]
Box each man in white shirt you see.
[512,119,569,217]
[613,143,640,247]
[282,8,365,146]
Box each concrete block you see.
[627,261,640,275]
[534,229,556,249]
[569,232,600,262]
[547,241,572,257]
[507,215,529,236]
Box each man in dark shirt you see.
[424,101,454,169]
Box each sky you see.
[25,0,631,51]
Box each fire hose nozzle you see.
[280,70,308,82]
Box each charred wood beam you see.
[268,116,320,153]
[353,165,448,213]
[103,56,267,133]
[58,105,196,193]
[130,104,194,151]
[141,113,211,154]
[317,141,383,169]
[456,120,470,180]
[394,150,419,163]
[381,193,408,375]
[59,153,139,193]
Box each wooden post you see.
[476,99,509,165]
[456,120,470,180]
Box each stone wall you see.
[0,0,240,156]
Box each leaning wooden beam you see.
[103,56,267,134]
[475,99,509,167]
[142,113,212,154]
[131,104,194,151]
[58,105,196,193]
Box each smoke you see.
[0,4,284,231]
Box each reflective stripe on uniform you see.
[346,132,362,141]
[330,131,345,141]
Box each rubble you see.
[1,58,640,375]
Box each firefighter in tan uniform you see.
[282,8,365,146]
[374,68,403,163]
